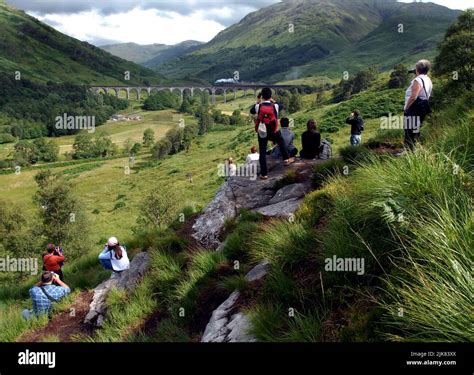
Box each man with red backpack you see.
[250,88,293,180]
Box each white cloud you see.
[30,8,226,45]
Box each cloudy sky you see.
[5,0,472,46]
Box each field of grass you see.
[0,88,397,238]
[0,108,176,157]
[2,81,471,344]
[0,111,253,249]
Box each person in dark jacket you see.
[300,119,321,159]
[345,110,364,146]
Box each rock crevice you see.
[201,261,270,343]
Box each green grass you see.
[1,82,472,344]
[90,279,158,342]
[0,111,253,257]
[174,251,227,301]
[250,220,317,270]
[0,109,177,158]
[245,90,473,342]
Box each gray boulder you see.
[191,181,237,249]
[201,261,270,342]
[255,198,302,218]
[268,183,307,205]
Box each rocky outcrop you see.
[84,252,150,327]
[201,261,270,342]
[190,182,237,250]
[197,158,323,342]
[192,159,320,249]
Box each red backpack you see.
[256,102,279,133]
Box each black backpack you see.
[407,77,432,118]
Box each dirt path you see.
[18,291,94,342]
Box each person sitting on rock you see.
[270,117,298,158]
[22,271,71,320]
[246,146,259,164]
[300,119,321,159]
[227,157,237,177]
[99,237,130,276]
[43,243,65,281]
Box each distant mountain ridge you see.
[101,40,203,68]
[0,1,166,85]
[156,0,461,83]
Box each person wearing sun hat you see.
[98,236,130,275]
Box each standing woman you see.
[404,59,433,148]
[99,237,130,275]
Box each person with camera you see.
[98,237,130,277]
[345,110,364,146]
[43,243,65,281]
[22,271,71,320]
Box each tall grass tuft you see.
[378,200,473,342]
[249,220,318,269]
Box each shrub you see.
[137,189,179,229]
[33,171,91,261]
[0,133,15,144]
[143,91,180,111]
[152,139,172,160]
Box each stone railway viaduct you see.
[90,84,300,104]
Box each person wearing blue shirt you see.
[22,271,71,320]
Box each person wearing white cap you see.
[98,237,130,274]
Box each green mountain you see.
[101,43,171,65]
[142,41,203,68]
[158,0,461,83]
[101,41,203,67]
[0,1,165,85]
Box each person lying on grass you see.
[22,271,71,320]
